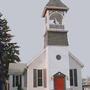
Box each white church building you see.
[8,0,84,90]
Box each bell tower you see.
[42,0,69,48]
[42,0,70,90]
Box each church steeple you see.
[42,0,69,17]
[42,0,69,30]
[43,0,69,48]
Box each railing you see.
[49,24,64,30]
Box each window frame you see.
[69,69,78,87]
[12,75,22,87]
[33,69,47,88]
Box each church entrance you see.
[54,72,66,90]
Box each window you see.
[16,76,19,86]
[12,75,22,87]
[70,69,73,86]
[13,75,15,87]
[33,69,47,88]
[69,69,78,87]
[49,12,63,25]
[56,55,61,60]
[74,69,78,86]
[38,70,42,86]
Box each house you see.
[9,63,27,90]
[82,78,90,90]
[9,0,84,90]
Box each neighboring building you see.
[9,0,84,90]
[82,78,90,90]
[9,63,27,90]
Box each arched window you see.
[49,12,63,25]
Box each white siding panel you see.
[27,50,48,90]
[47,46,70,90]
[69,54,82,90]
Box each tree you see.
[0,13,20,89]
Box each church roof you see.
[46,0,68,9]
[69,52,84,68]
[43,0,69,17]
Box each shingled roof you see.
[43,0,69,17]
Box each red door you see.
[54,76,65,90]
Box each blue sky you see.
[0,0,90,78]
